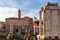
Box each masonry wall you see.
[5,18,33,34]
[44,9,58,37]
[39,3,60,40]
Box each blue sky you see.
[0,0,60,21]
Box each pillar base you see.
[44,36,59,40]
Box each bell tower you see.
[18,9,21,19]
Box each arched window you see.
[13,25,19,33]
[21,25,27,34]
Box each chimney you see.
[18,9,21,19]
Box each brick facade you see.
[0,9,33,35]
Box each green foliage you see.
[0,33,7,38]
[6,33,20,40]
[13,32,20,37]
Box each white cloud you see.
[0,7,18,21]
[0,7,39,21]
[0,0,39,21]
[22,8,39,19]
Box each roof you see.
[46,2,58,6]
[39,2,58,12]
[5,17,20,20]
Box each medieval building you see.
[0,9,33,35]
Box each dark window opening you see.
[21,26,27,35]
[15,28,18,33]
[13,25,19,33]
[35,32,37,35]
[41,21,43,25]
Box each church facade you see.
[0,9,33,35]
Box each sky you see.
[0,0,60,21]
